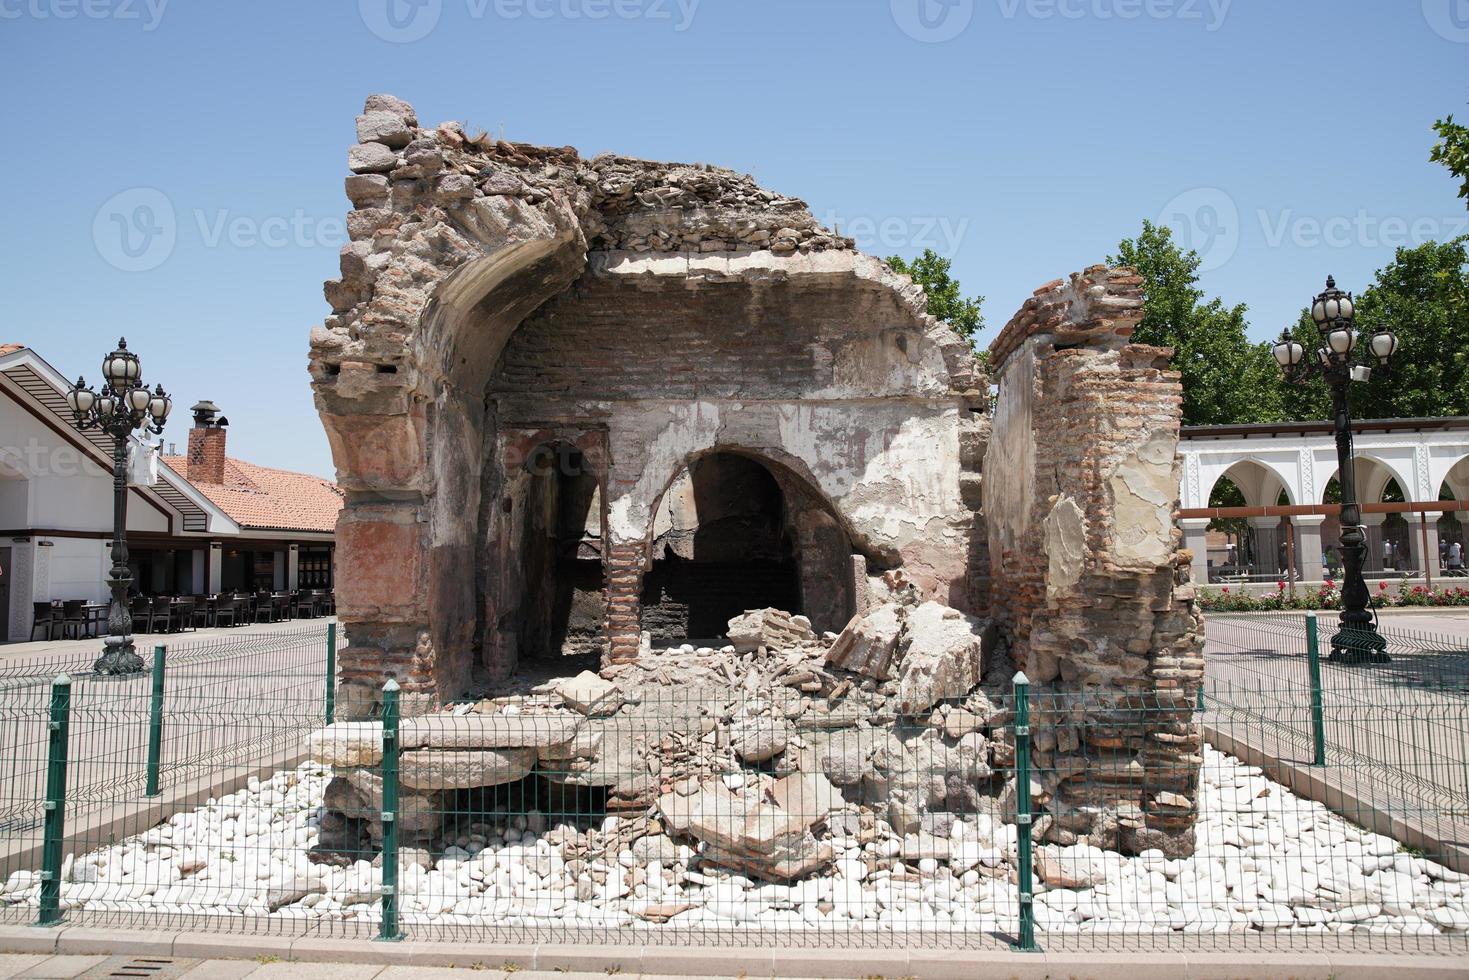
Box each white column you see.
[208,541,222,593]
[1248,517,1281,574]
[1405,513,1440,578]
[1294,516,1326,583]
[287,544,300,591]
[1360,514,1387,573]
[1180,518,1211,585]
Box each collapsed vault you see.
[309,94,1203,852]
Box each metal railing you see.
[2,618,1466,954]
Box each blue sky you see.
[2,0,1465,477]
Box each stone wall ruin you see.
[309,94,1204,860]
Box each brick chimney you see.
[186,400,228,485]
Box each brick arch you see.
[602,444,860,659]
[312,188,589,711]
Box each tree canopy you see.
[1276,237,1469,421]
[1109,221,1284,426]
[887,248,985,344]
[1431,114,1469,207]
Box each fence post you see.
[1306,613,1326,767]
[145,646,166,797]
[1013,670,1039,952]
[325,622,337,726]
[378,678,403,942]
[36,673,72,927]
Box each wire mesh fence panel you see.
[1205,614,1469,820]
[0,624,330,839]
[0,620,1466,954]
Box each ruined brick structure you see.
[984,269,1206,853]
[309,95,1203,850]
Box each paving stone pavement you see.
[0,955,839,980]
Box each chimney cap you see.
[190,400,221,427]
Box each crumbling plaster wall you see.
[311,94,987,714]
[984,265,1206,856]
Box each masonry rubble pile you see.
[7,747,1467,937]
[307,591,1004,883]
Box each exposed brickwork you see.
[186,425,227,486]
[986,266,1204,855]
[604,541,645,663]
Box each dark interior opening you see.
[437,774,609,850]
[641,453,801,645]
[521,445,604,659]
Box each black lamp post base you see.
[93,637,144,675]
[1327,626,1390,665]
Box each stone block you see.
[322,409,427,492]
[399,747,536,790]
[824,603,904,679]
[334,506,426,623]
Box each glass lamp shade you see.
[95,394,117,418]
[102,339,141,387]
[148,386,171,420]
[1369,330,1399,363]
[1311,277,1354,327]
[1327,327,1356,355]
[1272,338,1304,367]
[66,383,96,415]
[126,386,152,413]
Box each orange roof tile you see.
[162,455,342,533]
[0,344,25,355]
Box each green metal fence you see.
[1,616,1466,954]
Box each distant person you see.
[1448,540,1465,576]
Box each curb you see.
[1,924,1465,978]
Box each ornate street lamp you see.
[1273,277,1400,663]
[66,338,172,674]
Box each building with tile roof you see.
[0,344,338,642]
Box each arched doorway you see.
[641,451,854,645]
[485,441,606,666]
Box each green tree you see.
[1109,221,1283,426]
[1280,238,1469,420]
[1431,114,1469,206]
[887,248,985,344]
